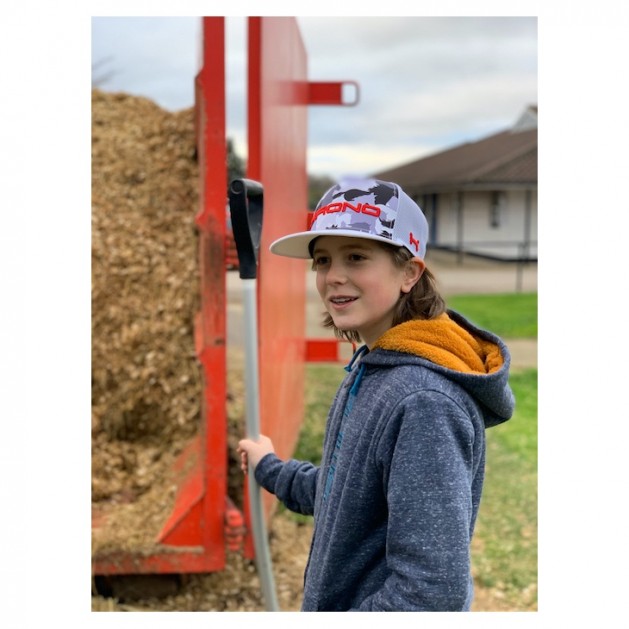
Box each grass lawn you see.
[471,368,538,610]
[447,292,537,338]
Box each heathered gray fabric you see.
[255,311,515,611]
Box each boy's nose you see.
[326,260,347,285]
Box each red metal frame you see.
[306,339,356,362]
[242,15,310,558]
[308,81,360,106]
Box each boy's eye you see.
[348,253,366,262]
[313,255,329,267]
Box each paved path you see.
[502,338,537,370]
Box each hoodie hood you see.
[363,310,515,428]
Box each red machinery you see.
[92,16,357,577]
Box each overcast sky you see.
[91,16,537,179]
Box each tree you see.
[92,57,115,87]
[225,138,334,212]
[227,138,246,184]
[307,174,335,210]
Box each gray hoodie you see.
[255,310,515,611]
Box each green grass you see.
[447,292,537,338]
[295,365,346,465]
[472,368,538,609]
[277,363,346,523]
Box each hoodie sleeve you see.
[254,453,319,516]
[357,389,480,611]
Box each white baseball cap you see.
[270,177,429,259]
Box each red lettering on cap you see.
[344,202,362,213]
[360,203,381,217]
[409,232,420,252]
[312,201,382,223]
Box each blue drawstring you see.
[323,346,368,501]
[344,343,369,374]
[349,362,365,397]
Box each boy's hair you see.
[318,242,447,344]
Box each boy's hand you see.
[237,434,275,474]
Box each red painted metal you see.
[305,338,356,363]
[226,228,239,269]
[308,81,360,106]
[225,501,246,552]
[170,13,228,570]
[157,434,204,546]
[168,13,228,569]
[243,16,310,558]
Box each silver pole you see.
[242,278,279,611]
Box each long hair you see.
[319,243,447,344]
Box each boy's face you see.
[312,236,421,348]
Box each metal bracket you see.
[308,81,360,106]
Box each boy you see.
[238,177,514,611]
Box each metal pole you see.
[516,189,532,293]
[516,243,524,293]
[228,178,279,611]
[456,191,464,265]
[242,279,279,611]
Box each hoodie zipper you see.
[322,346,368,501]
[303,346,369,603]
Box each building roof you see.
[373,114,538,195]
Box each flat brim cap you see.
[269,229,403,259]
[268,177,429,260]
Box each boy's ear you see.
[401,258,425,294]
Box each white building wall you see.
[435,192,458,243]
[433,189,537,259]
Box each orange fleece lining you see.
[373,314,504,374]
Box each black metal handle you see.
[228,179,264,280]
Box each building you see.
[373,105,538,262]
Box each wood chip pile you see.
[92,89,201,451]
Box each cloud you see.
[307,142,434,179]
[299,16,537,175]
[91,16,199,111]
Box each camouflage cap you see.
[270,177,429,259]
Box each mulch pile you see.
[92,89,201,448]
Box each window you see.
[490,191,504,229]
